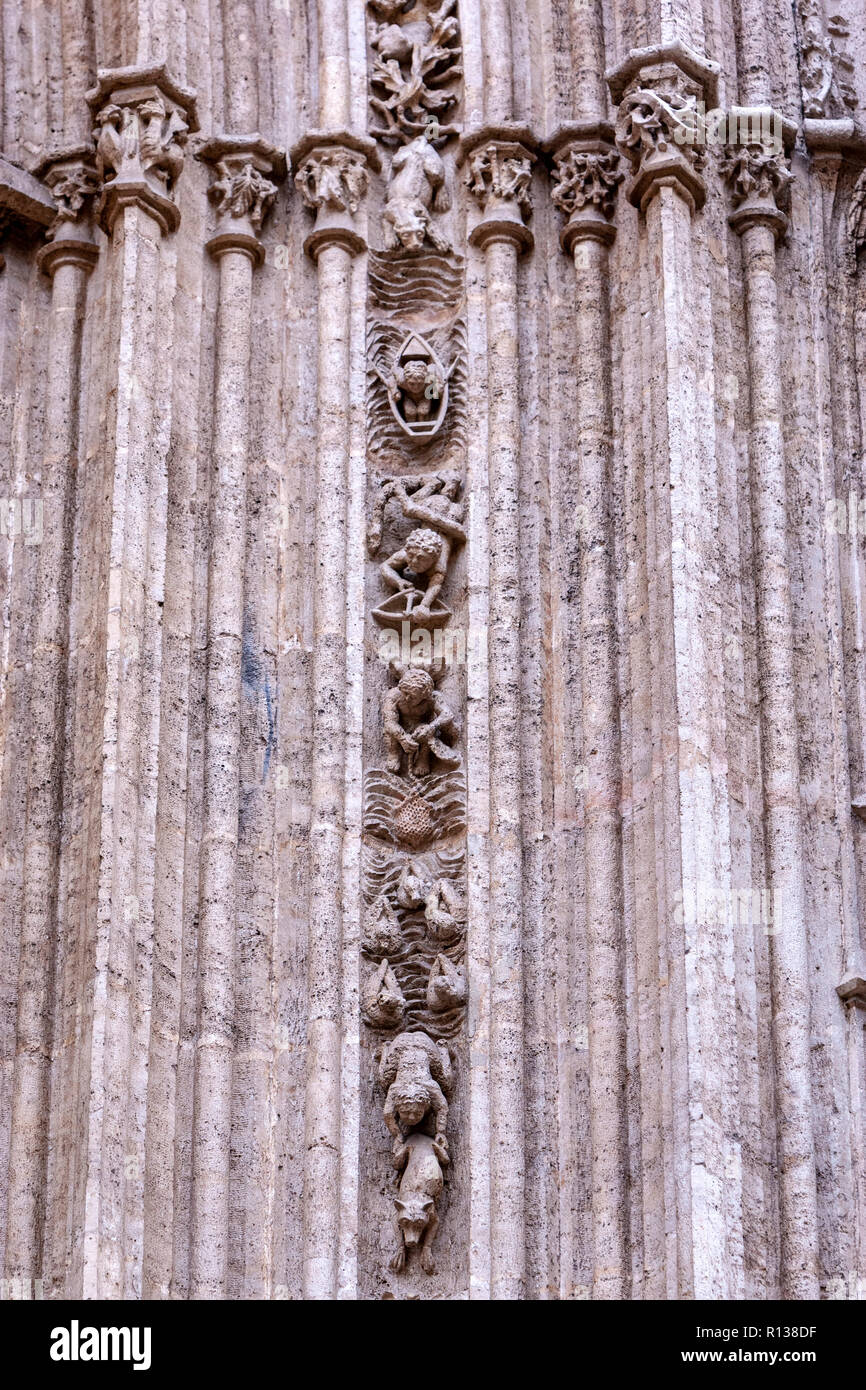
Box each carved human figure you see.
[383,668,461,775]
[382,135,451,253]
[368,472,464,566]
[377,475,465,619]
[379,1029,452,1149]
[390,1131,448,1274]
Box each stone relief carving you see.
[551,146,622,223]
[44,162,100,236]
[848,170,866,270]
[382,135,451,254]
[362,958,407,1027]
[797,0,857,119]
[368,473,465,617]
[363,0,466,1286]
[368,0,463,145]
[294,146,368,215]
[367,254,466,467]
[720,145,792,212]
[382,666,461,775]
[390,1131,448,1274]
[87,66,198,233]
[209,160,278,231]
[372,334,452,438]
[467,140,533,219]
[380,1030,452,1148]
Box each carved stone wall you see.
[1,0,866,1302]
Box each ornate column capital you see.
[86,64,199,236]
[721,135,792,240]
[548,125,623,251]
[33,147,100,276]
[291,131,379,259]
[461,126,536,252]
[197,135,285,267]
[607,42,719,214]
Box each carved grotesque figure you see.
[382,135,451,253]
[383,668,461,775]
[379,1029,452,1148]
[391,1131,448,1274]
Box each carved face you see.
[391,203,428,251]
[395,1094,428,1128]
[404,528,441,573]
[400,360,429,398]
[398,669,434,711]
[395,1194,434,1246]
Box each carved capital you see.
[292,132,379,259]
[721,140,792,240]
[198,135,285,266]
[86,64,199,235]
[607,43,719,214]
[32,147,100,276]
[463,130,535,252]
[550,139,622,250]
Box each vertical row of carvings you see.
[359,0,468,1292]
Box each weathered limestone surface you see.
[1,0,866,1302]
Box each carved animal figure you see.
[363,893,403,956]
[382,136,451,253]
[379,1029,452,1147]
[390,1131,448,1274]
[426,953,466,1012]
[362,958,406,1028]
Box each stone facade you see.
[1,0,866,1302]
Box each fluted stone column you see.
[610,45,746,1298]
[549,129,628,1299]
[187,137,283,1299]
[722,135,820,1299]
[3,151,98,1284]
[81,64,196,1298]
[293,128,376,1300]
[464,129,534,1300]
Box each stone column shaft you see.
[5,211,97,1281]
[739,214,820,1298]
[189,135,281,1298]
[466,130,536,1298]
[190,246,254,1298]
[303,239,352,1300]
[572,231,628,1299]
[484,233,526,1300]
